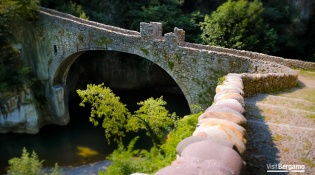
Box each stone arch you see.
[52,48,191,112]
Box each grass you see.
[283,148,290,153]
[296,69,315,79]
[306,113,315,123]
[303,139,312,150]
[271,134,283,142]
[301,157,315,168]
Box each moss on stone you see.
[140,47,149,56]
[93,36,113,47]
[168,61,174,71]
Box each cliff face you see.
[0,87,40,134]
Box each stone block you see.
[214,93,245,108]
[155,156,235,175]
[204,105,244,118]
[193,118,247,156]
[198,111,247,127]
[180,140,245,175]
[176,136,233,156]
[216,84,244,95]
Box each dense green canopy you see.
[200,0,277,54]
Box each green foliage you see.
[99,137,141,175]
[7,148,61,175]
[99,113,200,175]
[0,0,39,93]
[8,148,43,175]
[200,0,277,54]
[262,0,315,61]
[127,97,178,145]
[57,1,89,20]
[217,76,226,86]
[77,84,178,145]
[77,84,130,143]
[126,0,202,42]
[0,42,32,93]
[160,112,200,162]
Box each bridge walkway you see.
[245,70,315,174]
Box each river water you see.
[0,88,190,174]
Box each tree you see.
[127,97,177,145]
[200,0,277,53]
[0,0,38,93]
[77,84,130,143]
[77,84,178,145]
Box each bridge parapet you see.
[140,22,163,40]
[164,27,185,46]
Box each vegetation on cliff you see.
[0,0,39,93]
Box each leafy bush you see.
[57,1,89,19]
[99,112,201,175]
[77,84,178,145]
[160,112,201,163]
[8,148,43,175]
[7,148,61,175]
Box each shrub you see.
[99,112,201,175]
[7,148,61,175]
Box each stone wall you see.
[241,73,298,97]
[156,74,247,175]
[183,43,315,71]
[155,67,299,174]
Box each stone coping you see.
[183,42,315,71]
[155,69,299,174]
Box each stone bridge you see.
[19,7,314,129]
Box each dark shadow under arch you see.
[64,50,190,115]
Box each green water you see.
[0,88,190,174]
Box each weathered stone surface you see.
[198,111,247,127]
[216,85,244,95]
[223,81,244,89]
[204,105,244,118]
[180,141,245,175]
[155,156,234,175]
[241,73,298,97]
[176,136,233,156]
[193,118,247,156]
[215,98,245,110]
[214,93,245,108]
[205,103,245,116]
[0,87,40,134]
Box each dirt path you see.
[245,70,315,175]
